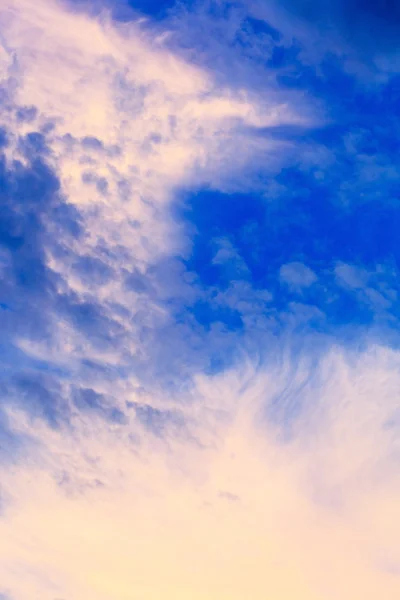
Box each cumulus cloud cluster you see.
[0,0,311,374]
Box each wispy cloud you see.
[0,344,399,599]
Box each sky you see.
[0,0,399,598]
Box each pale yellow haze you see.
[0,348,399,599]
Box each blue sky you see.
[0,0,399,598]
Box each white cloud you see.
[280,261,317,289]
[335,262,369,289]
[0,0,318,374]
[334,262,397,315]
[0,342,399,599]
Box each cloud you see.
[280,261,317,289]
[0,0,316,376]
[0,343,399,599]
[0,0,399,598]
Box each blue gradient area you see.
[65,0,400,43]
[270,0,400,56]
[179,179,400,332]
[67,0,178,19]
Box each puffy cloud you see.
[280,261,317,289]
[0,0,314,377]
